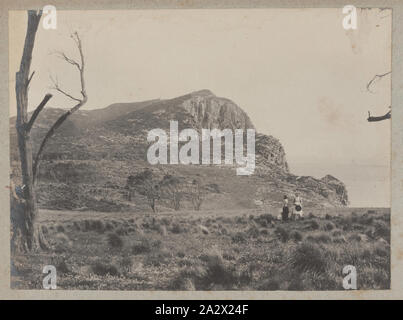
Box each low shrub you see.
[309,220,320,230]
[107,232,124,249]
[332,236,346,243]
[119,256,133,273]
[131,237,161,255]
[374,220,390,241]
[91,261,120,276]
[144,249,171,267]
[323,222,335,231]
[332,229,342,237]
[258,278,280,290]
[255,214,274,227]
[231,232,247,243]
[290,230,303,242]
[56,259,70,274]
[41,225,48,234]
[54,233,72,253]
[247,226,260,238]
[171,223,186,234]
[275,226,289,243]
[348,233,363,242]
[289,242,327,273]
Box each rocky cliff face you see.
[10,89,348,210]
[179,90,255,131]
[255,133,289,172]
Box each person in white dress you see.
[293,193,303,219]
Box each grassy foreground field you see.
[11,207,390,290]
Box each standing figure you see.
[294,193,304,219]
[282,195,289,221]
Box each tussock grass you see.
[12,208,390,291]
[107,232,124,249]
[91,260,120,276]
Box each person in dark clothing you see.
[282,195,289,221]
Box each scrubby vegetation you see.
[11,208,390,290]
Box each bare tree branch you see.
[50,74,81,102]
[26,94,53,132]
[54,51,81,71]
[26,71,35,88]
[367,109,391,122]
[33,32,88,183]
[366,71,391,93]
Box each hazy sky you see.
[9,9,391,206]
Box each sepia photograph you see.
[8,7,391,292]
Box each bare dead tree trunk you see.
[13,10,51,252]
[13,11,88,252]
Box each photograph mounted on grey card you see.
[9,7,390,291]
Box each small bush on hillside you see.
[332,236,346,243]
[309,220,320,230]
[231,232,247,243]
[288,277,305,290]
[290,230,303,242]
[107,232,124,249]
[255,214,274,227]
[258,278,281,290]
[73,221,81,231]
[236,216,247,224]
[348,233,363,242]
[289,242,327,273]
[41,225,49,234]
[131,237,161,255]
[199,250,238,289]
[247,226,260,238]
[56,259,70,274]
[168,266,207,290]
[374,220,390,241]
[144,249,171,267]
[332,229,342,237]
[171,223,186,234]
[104,222,114,231]
[323,222,335,231]
[119,256,134,274]
[93,220,105,233]
[358,214,374,225]
[374,243,389,257]
[307,232,331,243]
[53,233,72,253]
[275,226,289,243]
[260,228,269,235]
[160,217,173,226]
[91,261,120,276]
[82,220,91,232]
[116,226,128,236]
